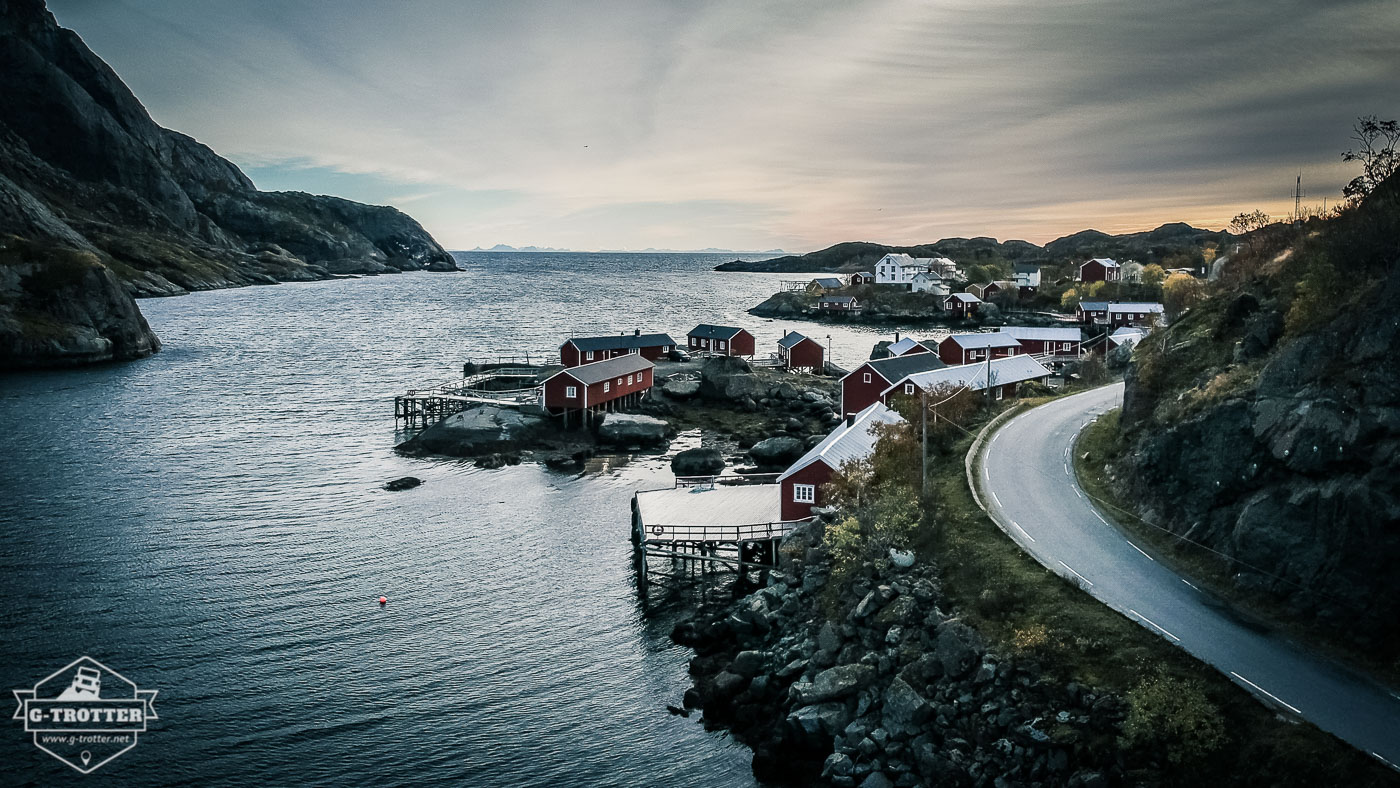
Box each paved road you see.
[976,382,1400,771]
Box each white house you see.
[875,254,958,288]
[910,271,950,295]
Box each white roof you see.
[778,402,905,481]
[944,332,1020,350]
[633,484,781,528]
[1106,302,1164,313]
[1001,326,1082,342]
[887,337,921,356]
[948,293,982,303]
[883,356,1051,398]
[1083,257,1119,268]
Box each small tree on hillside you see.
[1342,115,1400,201]
[1060,287,1080,311]
[1163,272,1204,320]
[1140,263,1166,289]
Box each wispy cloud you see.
[50,0,1400,250]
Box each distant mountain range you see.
[715,223,1229,273]
[466,245,790,255]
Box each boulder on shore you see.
[383,476,422,491]
[660,376,701,400]
[672,447,725,477]
[750,436,805,469]
[597,413,671,446]
[699,356,768,402]
[396,405,548,457]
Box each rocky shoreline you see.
[671,517,1129,787]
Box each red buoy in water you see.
[378,596,388,605]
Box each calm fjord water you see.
[0,253,911,786]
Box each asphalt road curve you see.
[975,382,1400,771]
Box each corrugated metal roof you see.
[1106,302,1164,313]
[1084,257,1119,268]
[948,293,982,303]
[884,355,1051,397]
[857,352,947,383]
[811,277,845,288]
[634,484,781,528]
[821,295,858,304]
[565,333,677,352]
[778,332,813,349]
[945,332,1020,349]
[779,402,905,481]
[1112,326,1147,336]
[1078,300,1110,311]
[549,354,653,385]
[887,337,921,355]
[1002,326,1082,342]
[688,324,743,340]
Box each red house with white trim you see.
[560,331,677,367]
[881,356,1052,409]
[541,355,653,414]
[777,331,824,371]
[777,402,905,521]
[937,333,1021,365]
[840,352,947,416]
[1078,258,1121,283]
[1001,326,1082,357]
[687,324,755,357]
[945,292,982,318]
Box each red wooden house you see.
[687,324,755,357]
[1001,326,1082,356]
[818,295,861,313]
[937,333,1021,365]
[885,336,933,357]
[1078,258,1121,283]
[840,352,947,416]
[1105,303,1164,328]
[848,272,874,286]
[881,355,1052,408]
[560,330,677,367]
[777,331,824,371]
[945,292,983,318]
[541,355,654,415]
[776,402,905,520]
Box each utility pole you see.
[1293,173,1304,225]
[921,386,927,496]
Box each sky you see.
[48,0,1400,252]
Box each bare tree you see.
[1342,115,1400,201]
[1229,210,1271,254]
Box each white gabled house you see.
[875,254,958,288]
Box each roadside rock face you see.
[597,413,671,446]
[395,405,549,457]
[750,436,805,469]
[672,447,725,477]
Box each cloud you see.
[49,0,1400,250]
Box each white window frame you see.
[904,383,914,395]
[995,387,1005,401]
[638,370,647,383]
[627,374,633,384]
[793,483,816,504]
[1062,342,1071,351]
[565,385,578,398]
[863,373,871,383]
[718,340,726,350]
[603,382,610,393]
[629,347,640,355]
[585,350,594,361]
[617,377,624,386]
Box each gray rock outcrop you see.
[597,413,670,446]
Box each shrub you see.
[1122,671,1227,765]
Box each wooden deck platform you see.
[631,482,807,594]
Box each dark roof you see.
[551,354,653,385]
[820,295,858,304]
[947,293,982,303]
[811,277,845,288]
[855,352,948,384]
[564,332,677,352]
[688,324,744,340]
[1077,300,1109,311]
[778,332,815,349]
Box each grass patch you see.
[915,408,1399,786]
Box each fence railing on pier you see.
[396,365,549,429]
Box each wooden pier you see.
[394,365,550,429]
[631,478,808,595]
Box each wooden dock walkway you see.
[394,365,551,429]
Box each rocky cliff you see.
[1114,172,1400,656]
[0,0,456,368]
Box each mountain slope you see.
[0,0,457,367]
[1113,171,1400,660]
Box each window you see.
[638,370,647,383]
[995,387,1005,401]
[626,374,633,384]
[617,377,624,386]
[718,340,726,350]
[603,382,610,393]
[793,484,816,504]
[1061,342,1071,351]
[904,383,914,395]
[585,351,594,361]
[565,386,578,398]
[629,347,639,355]
[863,373,871,383]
